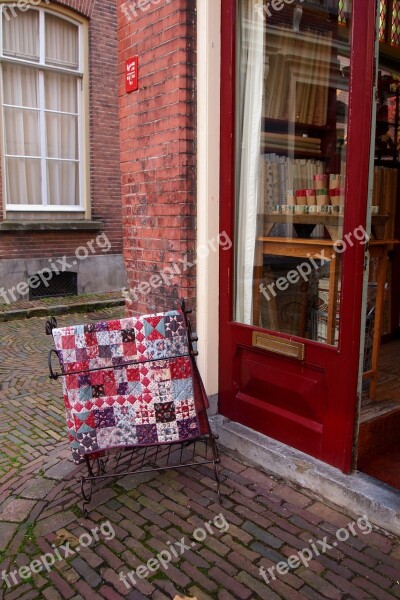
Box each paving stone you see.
[35,511,76,536]
[0,521,18,548]
[20,479,57,500]
[181,561,218,593]
[325,571,372,599]
[42,587,63,600]
[71,557,102,588]
[306,503,354,528]
[237,569,282,599]
[0,499,36,523]
[188,586,214,600]
[44,460,77,481]
[243,521,283,548]
[298,568,342,599]
[209,566,252,599]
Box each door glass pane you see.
[234,0,359,346]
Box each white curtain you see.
[235,0,265,324]
[45,14,79,69]
[3,9,39,61]
[2,11,79,207]
[45,73,78,206]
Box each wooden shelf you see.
[261,213,389,241]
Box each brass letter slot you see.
[252,331,305,361]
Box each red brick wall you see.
[118,0,197,316]
[0,0,122,260]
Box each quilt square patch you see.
[137,423,158,444]
[156,421,179,442]
[94,407,116,429]
[76,348,89,361]
[79,386,93,402]
[177,417,199,440]
[99,345,112,359]
[92,384,105,398]
[97,427,119,448]
[77,430,98,452]
[134,406,156,425]
[122,329,135,343]
[155,401,176,423]
[172,378,193,402]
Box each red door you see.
[219,0,377,472]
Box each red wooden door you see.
[219,0,377,472]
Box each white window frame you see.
[0,4,88,212]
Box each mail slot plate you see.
[252,331,305,361]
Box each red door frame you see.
[219,0,377,472]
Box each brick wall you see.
[0,0,122,260]
[117,0,197,316]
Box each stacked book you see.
[260,153,325,212]
[261,131,321,155]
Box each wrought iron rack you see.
[46,300,221,517]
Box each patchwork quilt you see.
[52,310,202,464]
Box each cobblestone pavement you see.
[1,310,400,600]
[0,291,123,314]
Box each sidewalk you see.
[0,291,124,321]
[1,309,400,599]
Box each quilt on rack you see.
[52,310,202,464]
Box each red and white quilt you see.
[52,310,201,464]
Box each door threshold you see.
[210,415,400,536]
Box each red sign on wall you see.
[126,57,139,93]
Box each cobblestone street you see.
[1,310,400,600]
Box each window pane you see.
[391,0,400,46]
[2,8,39,61]
[45,14,79,70]
[46,113,78,159]
[4,108,40,156]
[2,64,39,107]
[47,161,79,205]
[235,0,352,346]
[6,157,41,205]
[380,0,388,41]
[44,72,77,112]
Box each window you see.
[0,6,86,211]
[234,0,353,345]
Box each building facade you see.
[117,0,400,493]
[0,0,125,303]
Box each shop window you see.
[0,6,87,211]
[234,0,353,345]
